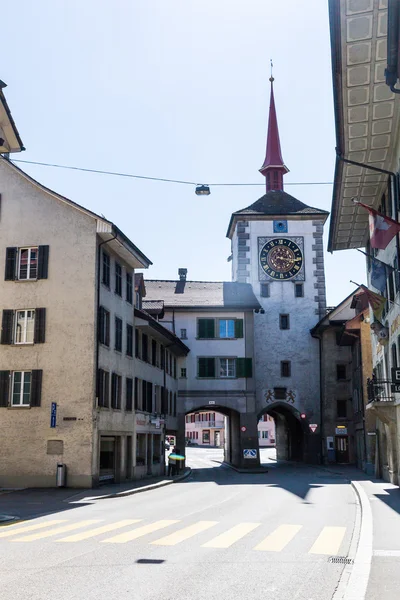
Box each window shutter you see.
[198,319,215,339]
[134,377,139,410]
[98,307,105,344]
[34,308,46,343]
[207,357,215,377]
[97,369,103,404]
[161,386,167,414]
[236,358,252,378]
[147,381,153,412]
[198,357,206,377]
[1,310,13,344]
[234,319,244,338]
[30,370,43,407]
[0,370,10,407]
[37,246,49,279]
[5,247,17,281]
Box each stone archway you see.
[259,402,305,462]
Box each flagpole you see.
[349,279,400,310]
[356,248,399,272]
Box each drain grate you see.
[328,556,354,564]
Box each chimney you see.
[178,268,187,281]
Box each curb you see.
[221,461,269,474]
[0,515,19,524]
[341,480,373,600]
[97,468,192,499]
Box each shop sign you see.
[335,426,347,435]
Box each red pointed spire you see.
[259,76,289,192]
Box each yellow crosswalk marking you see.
[308,526,346,555]
[57,520,141,542]
[254,524,302,552]
[0,520,67,539]
[152,521,218,546]
[202,523,260,548]
[102,520,179,544]
[12,520,101,542]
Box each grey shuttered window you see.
[142,334,148,362]
[1,310,13,344]
[111,373,122,409]
[37,246,49,279]
[260,283,270,298]
[34,308,46,343]
[161,386,167,414]
[234,319,244,338]
[97,369,110,407]
[5,247,17,281]
[146,381,153,413]
[115,317,123,352]
[30,370,43,407]
[236,358,252,378]
[134,377,139,410]
[98,307,110,346]
[126,377,133,412]
[126,324,133,357]
[198,357,215,378]
[198,318,215,339]
[0,371,10,407]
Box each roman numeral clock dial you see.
[260,238,303,280]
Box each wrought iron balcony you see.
[367,378,395,403]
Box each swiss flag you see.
[356,201,400,249]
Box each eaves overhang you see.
[328,0,400,252]
[0,81,24,153]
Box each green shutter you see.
[206,358,215,378]
[236,358,252,378]
[198,319,215,339]
[234,319,244,338]
[198,357,215,378]
[198,357,206,377]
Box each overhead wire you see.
[11,158,334,187]
[11,158,388,188]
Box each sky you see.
[2,0,366,306]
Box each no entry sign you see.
[240,426,247,432]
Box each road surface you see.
[0,447,358,600]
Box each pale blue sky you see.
[3,0,364,306]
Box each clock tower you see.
[227,76,329,463]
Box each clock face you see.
[260,238,303,280]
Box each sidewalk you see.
[316,464,400,600]
[0,468,191,522]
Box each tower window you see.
[336,364,347,380]
[281,361,291,377]
[294,283,304,298]
[279,314,290,330]
[260,283,270,298]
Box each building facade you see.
[144,274,261,468]
[185,411,226,447]
[328,0,400,484]
[0,156,152,487]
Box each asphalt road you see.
[0,448,358,600]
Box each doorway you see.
[215,431,221,447]
[335,436,349,463]
[99,437,116,482]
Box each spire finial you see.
[269,59,274,83]
[259,66,289,191]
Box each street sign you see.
[50,402,57,428]
[391,383,400,393]
[208,400,216,405]
[240,426,247,432]
[335,426,347,435]
[309,423,318,433]
[243,449,257,459]
[391,367,400,384]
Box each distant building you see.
[258,414,275,447]
[185,411,226,447]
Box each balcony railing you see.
[189,420,225,428]
[367,378,395,403]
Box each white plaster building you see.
[143,273,261,467]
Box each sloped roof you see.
[227,190,329,238]
[144,280,261,310]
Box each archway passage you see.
[177,405,243,468]
[260,403,304,462]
